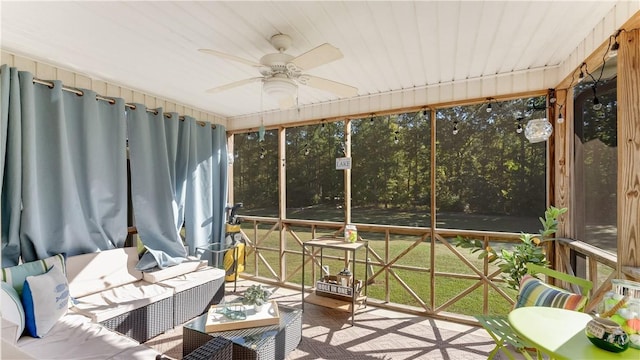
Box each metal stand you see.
[197,242,240,292]
[301,238,369,326]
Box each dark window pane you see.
[351,112,431,226]
[233,130,279,217]
[286,122,345,221]
[435,97,547,232]
[573,68,617,254]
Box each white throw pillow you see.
[22,265,69,338]
[1,281,25,342]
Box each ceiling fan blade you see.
[303,75,358,98]
[290,43,343,71]
[278,95,296,109]
[205,77,263,93]
[198,48,263,67]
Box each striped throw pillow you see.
[1,254,66,296]
[515,274,587,311]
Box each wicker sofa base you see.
[99,296,174,343]
[173,275,226,326]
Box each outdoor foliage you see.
[454,206,568,290]
[436,97,547,217]
[242,284,272,306]
[234,95,547,227]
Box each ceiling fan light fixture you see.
[263,77,297,101]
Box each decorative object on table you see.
[344,224,357,243]
[454,206,567,290]
[315,274,362,300]
[205,300,280,332]
[585,316,630,353]
[337,268,353,287]
[599,279,640,349]
[241,284,272,312]
[215,297,247,321]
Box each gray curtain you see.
[1,68,128,264]
[211,125,229,255]
[2,67,228,269]
[127,107,228,269]
[166,113,190,240]
[184,117,213,261]
[1,65,22,266]
[126,105,187,269]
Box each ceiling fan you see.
[199,34,358,109]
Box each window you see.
[351,112,431,226]
[285,122,344,221]
[573,62,617,254]
[233,130,279,217]
[435,97,547,232]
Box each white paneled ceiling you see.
[1,1,620,120]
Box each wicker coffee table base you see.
[183,305,302,360]
[183,337,233,360]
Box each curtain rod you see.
[31,78,214,127]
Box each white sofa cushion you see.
[156,266,225,293]
[142,258,208,283]
[1,338,34,359]
[66,247,142,298]
[22,265,69,338]
[2,317,23,346]
[16,313,161,359]
[70,281,173,323]
[1,281,25,342]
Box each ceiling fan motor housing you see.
[260,53,295,75]
[263,75,297,100]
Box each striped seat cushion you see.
[1,254,66,296]
[515,274,587,311]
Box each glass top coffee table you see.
[183,303,302,360]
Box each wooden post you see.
[430,108,437,311]
[617,28,640,274]
[344,119,352,270]
[551,88,572,271]
[279,127,287,281]
[555,88,574,237]
[227,133,235,205]
[344,119,352,225]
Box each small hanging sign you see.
[336,157,352,170]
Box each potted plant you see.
[454,206,567,290]
[242,284,272,312]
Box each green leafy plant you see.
[454,206,567,290]
[242,284,272,306]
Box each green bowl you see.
[585,317,630,353]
